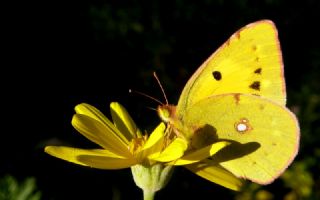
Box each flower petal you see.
[110,102,142,140]
[149,138,188,162]
[72,114,132,157]
[78,155,137,169]
[133,123,166,163]
[172,141,230,166]
[75,103,129,145]
[44,146,123,166]
[185,163,243,191]
[142,123,165,150]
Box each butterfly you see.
[157,20,300,184]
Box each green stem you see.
[131,164,174,200]
[143,189,155,200]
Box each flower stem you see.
[131,164,174,200]
[143,189,155,200]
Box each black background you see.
[2,0,320,199]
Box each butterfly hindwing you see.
[182,94,299,184]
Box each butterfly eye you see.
[235,118,252,133]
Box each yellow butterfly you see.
[158,20,300,184]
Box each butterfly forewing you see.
[176,20,286,118]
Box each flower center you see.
[129,136,147,154]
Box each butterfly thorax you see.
[158,104,193,142]
[158,105,183,137]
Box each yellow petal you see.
[44,146,123,166]
[149,138,188,162]
[185,162,243,191]
[72,114,132,157]
[75,103,129,145]
[142,123,166,150]
[78,155,137,169]
[172,141,230,166]
[110,102,142,140]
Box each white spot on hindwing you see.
[235,118,252,133]
[237,123,247,132]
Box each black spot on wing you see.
[254,68,262,74]
[250,81,260,91]
[212,71,222,81]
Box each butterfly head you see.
[157,104,176,123]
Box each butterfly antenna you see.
[146,106,157,112]
[129,89,164,105]
[153,72,169,105]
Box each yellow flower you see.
[45,102,187,169]
[45,102,242,196]
[170,138,243,191]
